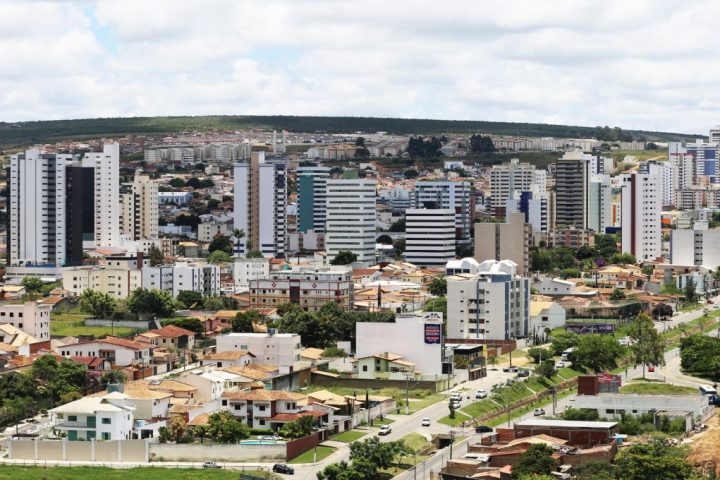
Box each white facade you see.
[412,181,472,242]
[233,257,271,292]
[671,225,720,270]
[216,332,301,372]
[529,301,566,335]
[0,301,51,341]
[446,260,530,340]
[57,339,152,367]
[490,159,538,209]
[158,191,193,205]
[142,263,220,297]
[82,143,121,247]
[355,312,447,375]
[325,179,377,265]
[120,171,159,241]
[50,394,135,441]
[404,208,456,267]
[63,266,142,300]
[621,163,662,261]
[669,143,696,208]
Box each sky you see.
[0,0,717,134]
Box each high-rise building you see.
[412,181,472,244]
[505,185,549,233]
[233,152,287,258]
[81,143,120,247]
[474,212,531,276]
[404,208,456,267]
[670,222,720,271]
[588,174,612,234]
[668,143,696,207]
[621,163,662,261]
[325,179,376,265]
[297,165,330,233]
[120,171,159,241]
[490,159,537,214]
[554,151,590,229]
[446,259,529,340]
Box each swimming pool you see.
[239,439,286,445]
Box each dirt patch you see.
[687,414,720,476]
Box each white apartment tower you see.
[82,143,121,247]
[120,171,159,240]
[404,208,456,267]
[621,163,662,261]
[668,143,695,207]
[325,179,377,265]
[412,181,472,244]
[233,152,287,258]
[490,158,537,211]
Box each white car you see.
[475,390,487,399]
[421,417,431,427]
[533,408,545,416]
[555,361,566,368]
[378,425,392,436]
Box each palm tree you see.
[232,228,245,257]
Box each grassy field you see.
[620,379,698,396]
[330,430,367,443]
[401,432,432,453]
[50,312,135,338]
[288,445,335,464]
[0,466,278,480]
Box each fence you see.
[9,439,149,462]
[150,442,285,462]
[310,372,448,392]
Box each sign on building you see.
[424,323,442,345]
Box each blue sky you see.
[0,0,718,134]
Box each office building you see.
[412,181,473,244]
[490,159,537,214]
[588,174,612,233]
[621,163,662,261]
[446,260,530,340]
[120,171,159,241]
[297,165,330,233]
[404,208,456,267]
[325,179,376,265]
[249,268,353,311]
[233,152,287,258]
[554,151,590,229]
[474,212,532,276]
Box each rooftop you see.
[514,419,618,429]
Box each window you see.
[258,405,267,411]
[68,415,77,422]
[101,418,111,425]
[101,432,111,440]
[362,365,368,372]
[222,399,227,406]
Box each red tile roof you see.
[146,324,196,338]
[100,336,150,351]
[271,411,327,422]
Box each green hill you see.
[0,115,700,148]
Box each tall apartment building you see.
[621,163,662,261]
[505,186,550,233]
[446,260,529,340]
[404,208,456,267]
[0,301,52,341]
[474,212,532,276]
[412,181,472,244]
[82,143,121,247]
[142,263,220,297]
[297,165,330,233]
[120,171,159,241]
[554,152,590,229]
[233,152,287,258]
[249,268,353,311]
[490,159,537,213]
[668,143,696,207]
[325,179,376,265]
[670,222,720,270]
[588,174,612,234]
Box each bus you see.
[699,385,717,396]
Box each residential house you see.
[221,389,313,430]
[49,393,135,441]
[201,350,255,368]
[56,337,152,368]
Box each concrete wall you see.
[10,439,148,462]
[85,319,152,329]
[286,432,328,461]
[149,443,285,462]
[310,372,448,392]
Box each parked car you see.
[474,425,493,433]
[475,390,487,399]
[202,461,221,469]
[421,417,431,427]
[517,369,530,377]
[555,361,566,368]
[378,425,392,436]
[272,464,295,475]
[451,400,462,409]
[648,365,655,372]
[503,366,519,373]
[450,392,463,401]
[533,408,545,416]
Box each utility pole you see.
[449,430,455,459]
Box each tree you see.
[651,303,673,321]
[526,347,553,364]
[404,169,419,179]
[684,276,698,303]
[147,244,164,267]
[79,290,117,319]
[469,134,496,154]
[614,439,694,480]
[279,415,317,438]
[185,177,201,189]
[208,234,233,255]
[428,277,447,296]
[21,277,43,293]
[169,178,185,188]
[561,408,599,421]
[376,234,393,245]
[349,437,412,471]
[127,288,177,319]
[246,250,264,259]
[389,218,405,232]
[193,424,209,444]
[550,330,579,356]
[203,296,225,310]
[610,252,637,265]
[100,370,127,388]
[177,290,204,309]
[487,355,498,370]
[423,297,447,320]
[573,334,624,373]
[512,444,558,479]
[448,400,456,419]
[168,416,188,443]
[232,311,261,333]
[535,359,556,378]
[331,250,358,266]
[610,288,626,300]
[232,228,245,256]
[162,318,204,336]
[207,410,250,443]
[207,250,232,264]
[407,136,442,158]
[628,313,665,378]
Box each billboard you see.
[424,323,442,345]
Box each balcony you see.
[55,421,95,429]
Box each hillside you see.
[0,115,700,148]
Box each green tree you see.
[428,277,447,296]
[526,347,553,364]
[628,313,665,378]
[207,410,250,443]
[389,218,405,232]
[162,318,204,336]
[651,303,673,321]
[185,177,201,189]
[423,297,447,320]
[21,277,43,293]
[127,288,177,319]
[232,310,261,333]
[376,234,393,245]
[79,289,117,319]
[331,250,358,266]
[168,416,188,443]
[535,359,556,378]
[610,252,637,265]
[207,250,232,264]
[404,169,419,179]
[232,228,245,256]
[279,415,317,438]
[561,408,599,421]
[684,277,698,303]
[614,439,694,480]
[246,250,264,259]
[168,178,185,188]
[193,424,209,444]
[610,288,626,300]
[208,234,233,255]
[147,244,164,266]
[512,444,558,479]
[100,370,127,388]
[549,330,579,356]
[448,400,456,419]
[176,290,204,309]
[203,296,225,310]
[573,334,624,373]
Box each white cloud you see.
[0,0,718,133]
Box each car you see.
[474,425,493,433]
[378,425,392,436]
[421,417,431,427]
[517,369,530,377]
[273,464,295,475]
[555,361,566,368]
[451,400,462,409]
[202,461,221,469]
[533,408,545,416]
[648,365,655,372]
[503,366,519,373]
[450,392,462,401]
[475,390,487,399]
[463,453,481,460]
